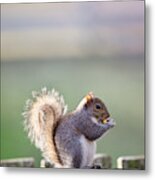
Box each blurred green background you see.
[1,1,144,168]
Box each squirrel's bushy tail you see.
[23,87,67,166]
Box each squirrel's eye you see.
[95,104,101,110]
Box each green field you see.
[1,58,144,168]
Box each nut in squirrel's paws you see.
[102,117,116,128]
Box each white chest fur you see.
[79,135,96,167]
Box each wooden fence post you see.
[0,157,35,167]
[93,154,112,169]
[117,155,145,170]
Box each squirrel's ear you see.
[84,92,94,108]
[85,92,94,102]
[76,92,94,110]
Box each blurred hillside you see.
[1,1,144,61]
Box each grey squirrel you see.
[23,88,115,168]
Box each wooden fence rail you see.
[0,157,34,167]
[117,155,145,170]
[0,154,145,170]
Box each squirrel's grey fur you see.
[23,88,115,168]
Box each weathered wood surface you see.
[93,154,112,169]
[0,154,145,169]
[0,157,35,167]
[117,155,145,170]
[40,153,111,169]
